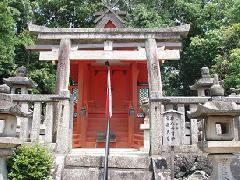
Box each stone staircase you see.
[62,149,153,180]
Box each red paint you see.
[70,62,147,148]
[70,19,148,148]
[105,21,116,28]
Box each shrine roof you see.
[28,24,190,42]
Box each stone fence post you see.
[54,90,73,154]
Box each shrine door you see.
[85,66,131,148]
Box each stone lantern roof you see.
[3,66,36,88]
[190,67,214,91]
[0,84,29,117]
[188,101,240,119]
[189,74,240,118]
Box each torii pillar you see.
[55,38,71,94]
[54,38,72,154]
[145,39,163,155]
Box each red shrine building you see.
[70,8,148,148]
[28,6,189,150]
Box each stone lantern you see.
[3,67,35,141]
[0,84,29,179]
[190,67,214,97]
[190,67,214,142]
[188,75,240,180]
[3,66,35,94]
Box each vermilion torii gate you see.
[27,22,189,155]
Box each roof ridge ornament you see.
[102,0,120,8]
[95,0,125,28]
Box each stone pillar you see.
[189,104,198,145]
[54,38,71,143]
[140,123,150,152]
[0,156,7,180]
[55,90,72,154]
[140,98,150,152]
[145,38,163,155]
[55,38,71,94]
[208,154,237,180]
[20,87,29,141]
[229,89,240,141]
[235,117,240,140]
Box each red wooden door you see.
[86,66,131,148]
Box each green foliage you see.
[0,0,239,95]
[211,24,240,91]
[179,30,222,95]
[126,3,173,28]
[32,0,102,28]
[177,0,239,94]
[2,0,57,94]
[28,64,56,94]
[7,144,53,180]
[0,1,16,80]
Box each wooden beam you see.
[39,49,180,61]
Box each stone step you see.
[65,153,150,169]
[70,148,147,154]
[62,168,153,180]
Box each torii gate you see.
[27,12,189,155]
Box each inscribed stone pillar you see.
[54,38,71,142]
[55,38,71,94]
[145,38,163,155]
[163,110,182,146]
[189,104,198,145]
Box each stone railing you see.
[151,96,240,153]
[10,91,73,153]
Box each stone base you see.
[140,124,150,153]
[199,141,240,153]
[62,151,153,180]
[152,156,171,180]
[0,137,22,148]
[157,153,212,179]
[208,154,237,180]
[63,168,153,180]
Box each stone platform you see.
[199,141,240,153]
[62,148,153,180]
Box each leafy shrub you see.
[7,144,53,180]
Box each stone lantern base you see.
[0,149,13,180]
[199,141,240,153]
[208,154,237,180]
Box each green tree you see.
[211,24,240,91]
[1,0,240,95]
[0,1,16,81]
[7,0,57,94]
